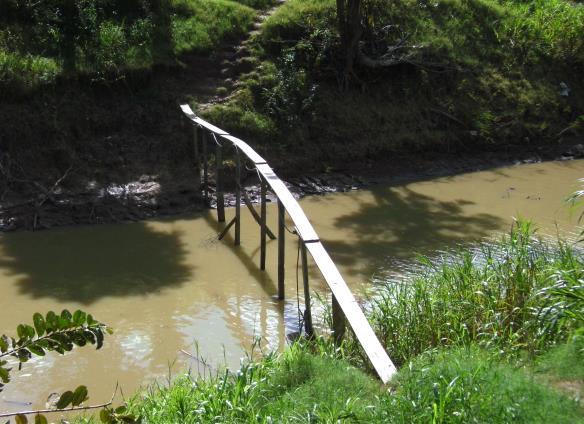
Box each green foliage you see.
[369,220,584,366]
[260,0,335,55]
[100,341,584,423]
[0,310,111,422]
[234,0,275,9]
[502,0,584,64]
[263,49,318,127]
[381,347,583,423]
[568,177,584,241]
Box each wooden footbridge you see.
[180,105,396,383]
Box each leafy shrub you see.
[0,310,112,422]
[263,49,318,127]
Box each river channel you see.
[0,159,582,413]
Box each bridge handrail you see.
[180,104,396,383]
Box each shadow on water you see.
[0,222,193,305]
[202,213,278,299]
[321,186,505,276]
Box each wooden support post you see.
[216,142,225,222]
[260,178,267,271]
[193,125,199,170]
[234,149,241,246]
[202,130,209,207]
[332,295,346,344]
[277,200,285,300]
[301,241,314,337]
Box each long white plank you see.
[256,163,319,243]
[306,241,397,383]
[221,134,267,165]
[180,104,397,383]
[180,104,229,135]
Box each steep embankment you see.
[202,0,584,172]
[0,0,282,231]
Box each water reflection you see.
[329,186,503,265]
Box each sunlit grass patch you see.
[123,343,380,423]
[382,347,584,423]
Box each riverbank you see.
[74,221,584,423]
[1,141,582,232]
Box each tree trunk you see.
[336,0,362,90]
[61,0,77,75]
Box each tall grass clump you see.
[123,342,380,423]
[370,220,584,366]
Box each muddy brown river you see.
[1,160,582,414]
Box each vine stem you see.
[0,384,118,418]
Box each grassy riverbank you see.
[203,0,584,170]
[76,221,583,422]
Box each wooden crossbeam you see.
[218,217,237,240]
[241,189,276,240]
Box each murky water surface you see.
[0,160,582,413]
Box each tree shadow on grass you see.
[320,186,506,278]
[0,222,193,305]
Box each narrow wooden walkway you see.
[180,104,396,383]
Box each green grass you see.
[172,0,256,55]
[382,346,584,423]
[0,0,257,92]
[204,0,584,168]
[121,343,381,423]
[536,333,584,381]
[74,344,584,423]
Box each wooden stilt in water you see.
[193,125,200,171]
[301,241,314,337]
[260,178,267,271]
[216,142,225,222]
[202,130,209,207]
[234,149,241,246]
[332,295,346,344]
[278,200,285,300]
